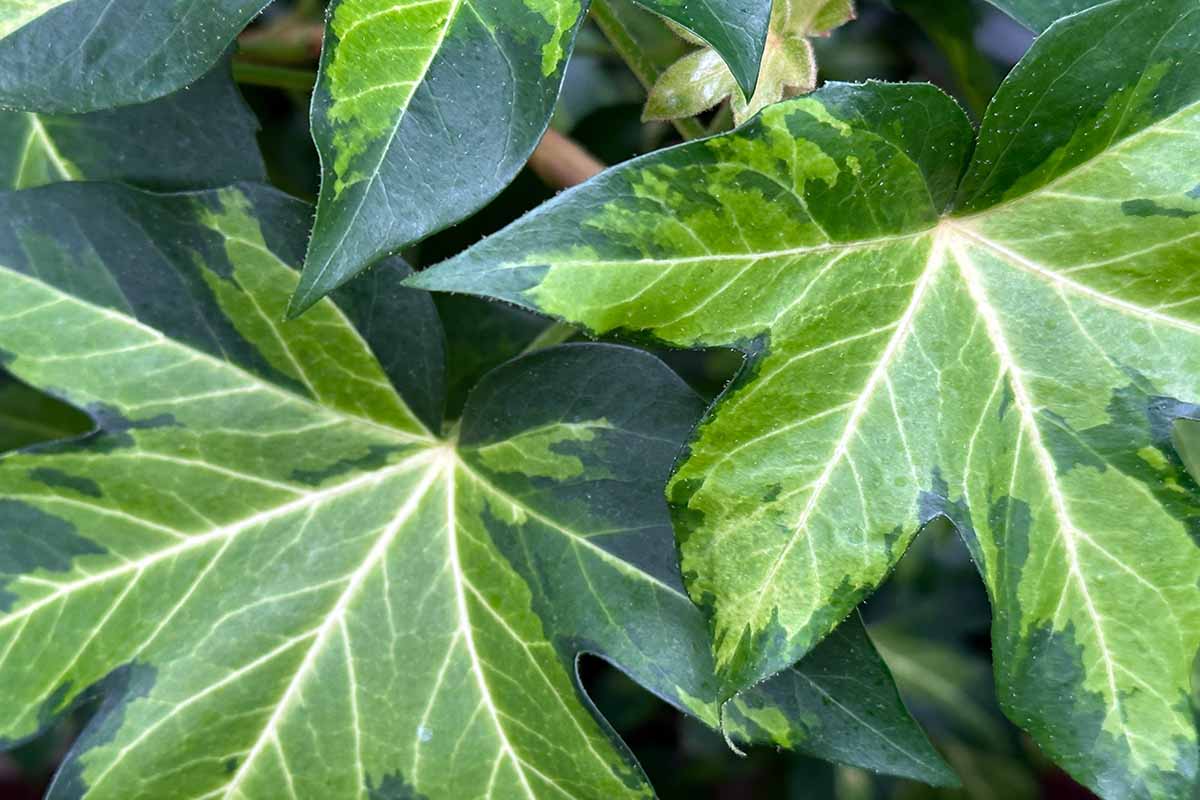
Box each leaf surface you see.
[983,0,1105,33]
[0,182,950,797]
[409,1,1200,794]
[292,0,774,314]
[0,58,265,191]
[0,1,273,113]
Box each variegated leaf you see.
[0,182,951,797]
[409,0,1200,795]
[291,0,775,315]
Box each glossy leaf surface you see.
[0,182,950,797]
[0,59,265,191]
[0,1,273,112]
[292,0,774,315]
[410,1,1200,795]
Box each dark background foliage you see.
[2,1,1147,796]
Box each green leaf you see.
[0,181,951,796]
[1172,418,1200,485]
[983,0,1106,33]
[644,47,741,122]
[408,0,1200,794]
[646,0,853,127]
[0,58,265,191]
[634,0,774,97]
[0,371,91,454]
[721,612,956,785]
[291,0,774,315]
[0,1,273,113]
[872,621,1047,798]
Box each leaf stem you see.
[231,62,317,92]
[519,322,578,356]
[237,21,325,65]
[527,129,605,189]
[589,1,707,141]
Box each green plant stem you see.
[520,322,578,355]
[232,62,316,92]
[589,1,706,141]
[707,101,735,136]
[236,36,316,65]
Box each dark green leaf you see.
[872,626,1011,751]
[983,0,1106,33]
[409,0,1200,794]
[435,295,563,421]
[633,0,772,96]
[0,58,265,191]
[0,3,272,113]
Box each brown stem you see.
[237,21,324,65]
[527,129,606,190]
